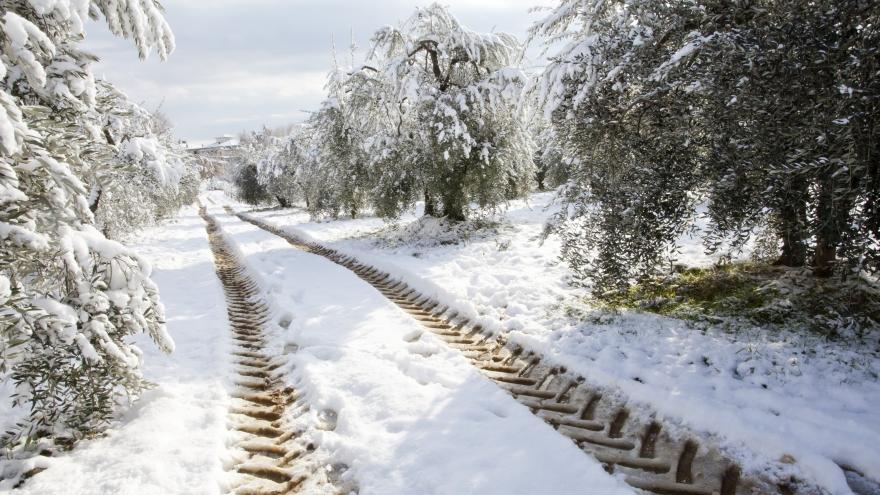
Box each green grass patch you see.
[599,262,880,338]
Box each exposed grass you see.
[599,262,880,339]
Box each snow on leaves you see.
[0,0,185,464]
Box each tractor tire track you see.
[201,208,350,495]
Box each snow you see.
[651,32,715,81]
[26,1,89,34]
[6,207,231,494]
[2,12,52,87]
[3,200,637,494]
[207,204,634,495]
[3,190,875,494]
[233,191,880,493]
[0,95,25,155]
[122,137,185,187]
[0,221,49,249]
[187,135,241,152]
[0,275,9,303]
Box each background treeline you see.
[236,0,878,292]
[0,0,198,464]
[234,4,542,222]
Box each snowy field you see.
[221,190,880,493]
[3,193,875,494]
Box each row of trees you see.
[533,0,879,289]
[0,0,195,460]
[235,4,550,222]
[233,1,878,292]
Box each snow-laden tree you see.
[307,65,372,219]
[531,0,705,290]
[232,130,273,206]
[91,81,199,238]
[0,0,176,459]
[256,124,312,208]
[532,0,879,290]
[351,3,535,220]
[529,115,570,191]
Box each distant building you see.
[187,134,240,157]
[186,135,241,178]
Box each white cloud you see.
[84,1,552,141]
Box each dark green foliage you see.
[547,0,705,289]
[234,164,270,206]
[699,0,880,278]
[309,102,371,219]
[536,0,880,292]
[10,342,148,444]
[370,143,422,219]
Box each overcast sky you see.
[83,1,552,144]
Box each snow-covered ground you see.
[4,201,641,495]
[207,204,633,494]
[3,207,233,494]
[224,190,880,494]
[3,191,876,494]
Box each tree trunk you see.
[773,177,808,267]
[812,170,845,277]
[813,243,837,277]
[439,161,469,222]
[775,237,807,267]
[89,184,102,214]
[424,190,437,217]
[442,205,467,222]
[276,196,289,208]
[441,190,467,222]
[816,197,856,277]
[536,166,547,191]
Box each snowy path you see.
[206,206,634,495]
[15,208,231,495]
[6,205,632,495]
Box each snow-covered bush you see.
[0,0,177,457]
[531,0,704,291]
[308,89,371,218]
[529,117,570,191]
[233,164,270,206]
[95,162,200,239]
